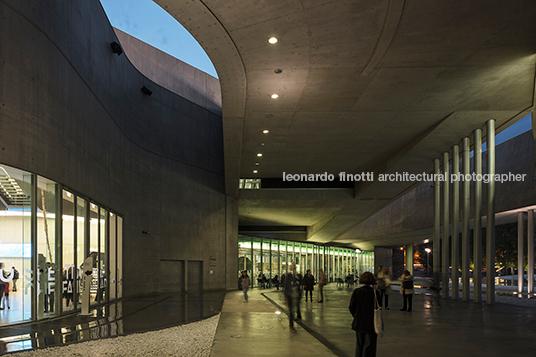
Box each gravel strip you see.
[9,314,220,357]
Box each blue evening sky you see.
[99,0,218,78]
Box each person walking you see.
[241,271,250,302]
[12,267,19,292]
[318,268,327,303]
[0,263,5,310]
[377,267,391,310]
[349,272,381,357]
[399,270,414,312]
[303,269,315,302]
[284,263,302,331]
[0,281,9,310]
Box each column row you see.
[432,120,496,304]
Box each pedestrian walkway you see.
[213,284,536,357]
[210,288,336,357]
[2,285,536,356]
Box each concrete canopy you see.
[155,0,536,248]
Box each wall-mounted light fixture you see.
[141,86,152,96]
[110,41,123,56]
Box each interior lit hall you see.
[1,0,536,356]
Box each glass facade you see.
[0,163,123,326]
[237,235,374,285]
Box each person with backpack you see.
[399,270,414,312]
[12,267,19,292]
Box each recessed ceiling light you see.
[257,153,263,157]
[274,69,283,74]
[268,37,278,44]
[261,143,265,146]
[263,130,269,134]
[253,170,258,173]
[255,162,259,166]
[271,94,279,99]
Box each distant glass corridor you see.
[238,235,374,286]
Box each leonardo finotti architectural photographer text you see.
[282,172,527,184]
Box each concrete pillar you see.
[433,159,441,295]
[473,128,483,302]
[518,212,524,295]
[441,152,450,298]
[225,197,239,290]
[486,119,496,304]
[529,210,534,295]
[451,144,460,300]
[461,137,471,301]
[406,244,414,275]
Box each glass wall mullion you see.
[269,239,272,282]
[30,173,37,321]
[55,184,62,315]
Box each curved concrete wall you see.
[0,0,229,294]
[114,28,222,117]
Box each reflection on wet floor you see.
[0,291,225,354]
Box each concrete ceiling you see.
[156,0,536,248]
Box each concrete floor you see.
[212,285,536,357]
[2,285,535,356]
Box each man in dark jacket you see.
[349,272,381,357]
[284,263,302,330]
[303,269,315,302]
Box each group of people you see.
[349,268,414,357]
[240,265,329,331]
[240,265,414,356]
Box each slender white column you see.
[461,137,471,301]
[451,144,460,300]
[473,129,482,302]
[442,152,450,298]
[406,244,414,275]
[518,212,524,295]
[529,210,534,295]
[473,129,482,303]
[433,159,441,295]
[486,119,496,304]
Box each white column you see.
[451,144,460,300]
[529,210,534,295]
[518,212,524,295]
[461,137,471,301]
[486,119,496,304]
[442,152,450,298]
[406,244,414,275]
[473,128,482,303]
[433,159,441,295]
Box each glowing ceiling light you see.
[268,37,278,44]
[253,170,258,174]
[263,130,269,134]
[271,94,279,99]
[257,153,263,157]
